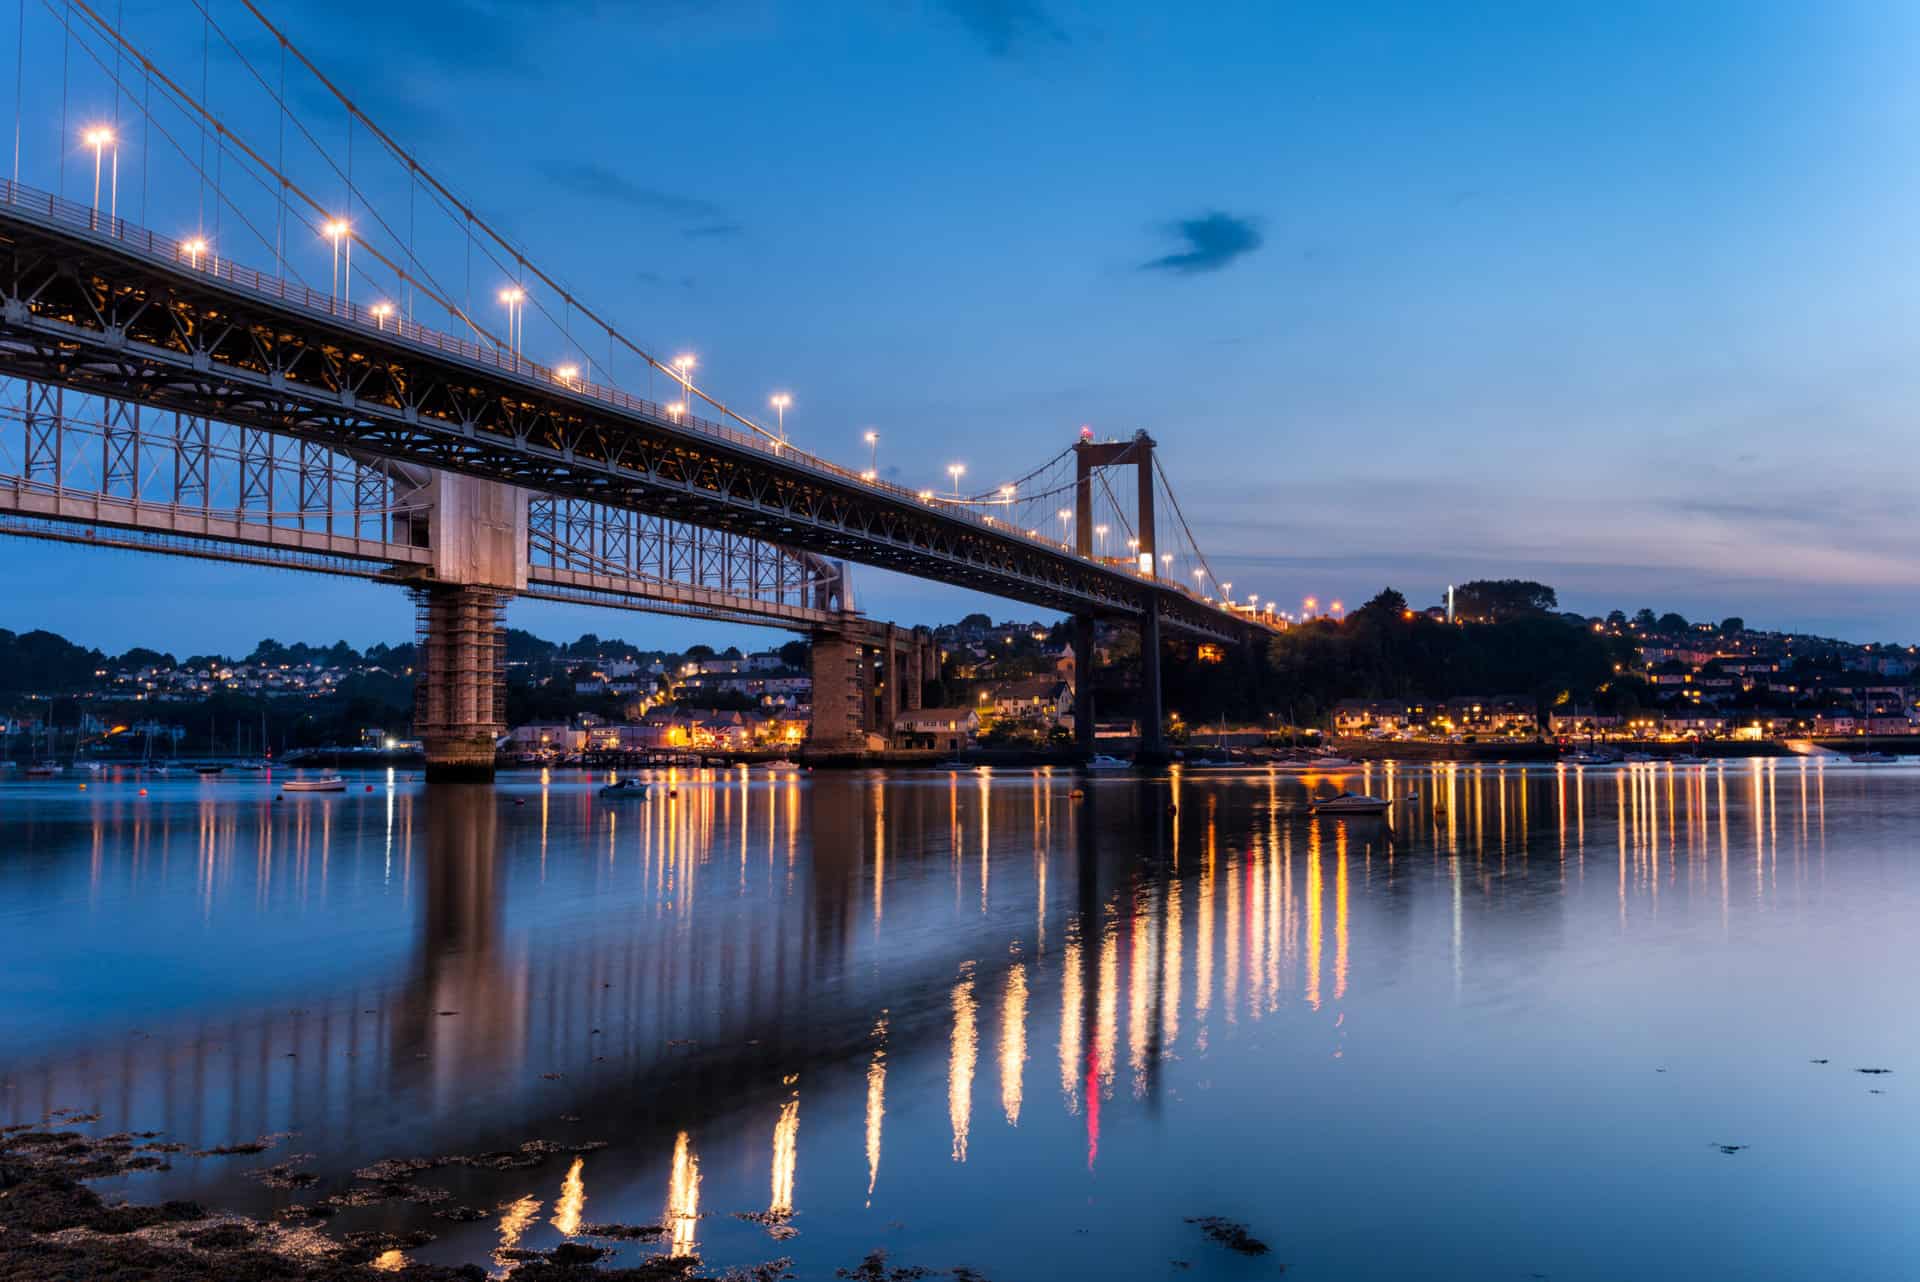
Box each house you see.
[983,678,1071,725]
[894,707,979,752]
[1333,699,1412,736]
[1547,709,1623,737]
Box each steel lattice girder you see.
[0,211,1251,646]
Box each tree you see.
[958,612,994,632]
[1354,587,1408,622]
[1453,579,1557,622]
[721,645,744,660]
[684,644,716,661]
[1605,611,1627,630]
[1656,612,1689,634]
[777,639,809,669]
[1632,609,1657,631]
[1720,617,1745,634]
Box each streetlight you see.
[83,126,116,229]
[183,237,208,269]
[556,363,580,387]
[673,354,696,417]
[1221,581,1232,603]
[770,393,791,442]
[667,400,686,420]
[497,286,526,359]
[1057,508,1072,543]
[948,463,965,499]
[1303,596,1317,619]
[863,430,879,478]
[323,219,351,314]
[370,301,393,331]
[1330,600,1344,620]
[1095,523,1109,558]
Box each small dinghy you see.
[283,775,346,793]
[1310,791,1407,816]
[598,778,651,799]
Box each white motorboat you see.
[1084,754,1132,771]
[1851,751,1897,765]
[1310,791,1406,816]
[283,775,347,793]
[598,778,651,799]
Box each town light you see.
[667,400,687,419]
[556,363,580,384]
[183,237,208,268]
[1095,524,1109,557]
[770,392,791,441]
[497,286,527,357]
[370,301,393,330]
[999,484,1015,503]
[1138,551,1155,575]
[863,429,879,477]
[947,463,965,498]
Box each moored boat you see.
[1310,790,1407,816]
[283,775,347,793]
[1084,754,1132,771]
[598,778,650,799]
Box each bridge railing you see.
[0,179,1268,629]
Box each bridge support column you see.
[882,624,903,736]
[808,626,867,754]
[1073,614,1095,759]
[908,629,929,711]
[1139,598,1166,761]
[413,585,509,782]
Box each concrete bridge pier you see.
[1073,614,1096,758]
[410,473,528,782]
[1138,597,1166,761]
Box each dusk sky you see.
[10,0,1920,654]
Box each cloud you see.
[540,162,729,221]
[1141,211,1263,275]
[938,0,1068,57]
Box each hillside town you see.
[8,598,1920,760]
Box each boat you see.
[764,759,798,771]
[1310,791,1407,816]
[1622,751,1654,764]
[1269,755,1356,772]
[282,775,347,793]
[1084,754,1132,771]
[193,763,226,776]
[1561,751,1618,766]
[1850,751,1897,765]
[598,778,651,799]
[24,762,60,778]
[229,758,270,772]
[1670,754,1709,765]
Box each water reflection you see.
[7,758,1910,1280]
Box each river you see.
[4,760,1918,1279]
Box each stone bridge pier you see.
[807,616,933,755]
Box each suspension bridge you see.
[0,0,1275,776]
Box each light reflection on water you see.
[3,760,1920,1279]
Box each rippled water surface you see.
[6,760,1920,1279]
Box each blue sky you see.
[9,0,1920,654]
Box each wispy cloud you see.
[938,0,1068,57]
[541,162,728,220]
[1141,211,1264,275]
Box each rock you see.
[1185,1215,1272,1256]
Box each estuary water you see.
[4,760,1920,1279]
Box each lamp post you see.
[1221,581,1232,604]
[948,463,965,499]
[323,219,351,314]
[999,484,1015,504]
[1095,524,1109,559]
[556,363,580,388]
[370,302,393,332]
[184,237,207,270]
[1057,508,1072,545]
[498,287,526,361]
[863,430,878,479]
[1303,596,1317,620]
[770,393,791,443]
[667,401,686,421]
[84,127,116,229]
[673,354,696,419]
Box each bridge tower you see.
[1072,430,1164,760]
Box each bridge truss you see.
[0,375,846,631]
